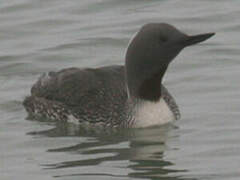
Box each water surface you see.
[1,0,240,179]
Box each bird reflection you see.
[27,123,195,180]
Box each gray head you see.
[125,23,215,102]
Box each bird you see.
[23,23,215,129]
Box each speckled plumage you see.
[23,65,180,128]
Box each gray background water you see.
[1,0,240,179]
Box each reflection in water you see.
[28,123,195,180]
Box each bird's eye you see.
[159,36,168,43]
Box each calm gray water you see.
[1,0,240,179]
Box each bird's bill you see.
[183,32,215,47]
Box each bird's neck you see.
[126,64,168,102]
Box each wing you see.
[31,65,127,107]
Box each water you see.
[1,0,240,179]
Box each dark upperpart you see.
[125,23,215,102]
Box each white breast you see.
[133,99,175,128]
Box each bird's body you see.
[23,23,214,128]
[24,65,179,128]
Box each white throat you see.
[133,98,175,128]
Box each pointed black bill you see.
[183,32,215,47]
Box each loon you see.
[23,23,214,128]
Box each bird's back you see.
[24,65,128,127]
